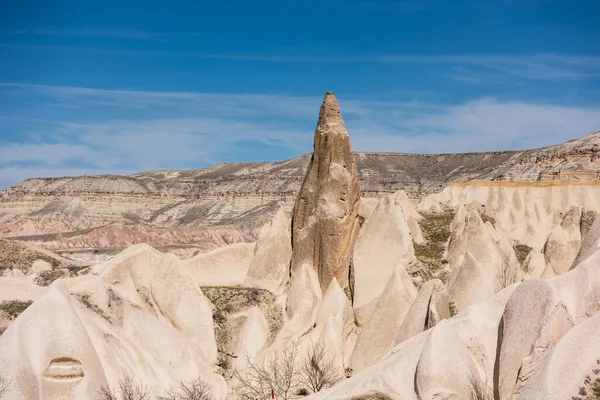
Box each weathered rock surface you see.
[0,238,87,272]
[517,310,600,400]
[350,268,416,372]
[0,244,229,399]
[394,278,450,345]
[0,281,108,400]
[185,242,255,287]
[352,192,415,325]
[245,210,292,294]
[543,206,582,275]
[290,92,360,293]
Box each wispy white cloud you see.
[2,44,599,82]
[0,83,599,189]
[350,98,600,153]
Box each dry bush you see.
[496,262,519,293]
[158,377,212,400]
[234,340,301,400]
[467,373,493,400]
[98,376,150,400]
[0,300,33,319]
[300,340,344,393]
[35,269,65,286]
[0,375,9,399]
[234,339,344,399]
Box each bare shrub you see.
[234,340,301,400]
[234,339,344,399]
[0,375,9,399]
[496,262,519,293]
[158,377,212,400]
[300,340,344,393]
[99,376,150,400]
[467,373,493,400]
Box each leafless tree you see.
[158,377,212,400]
[0,375,9,399]
[98,376,151,400]
[234,340,302,400]
[299,340,344,394]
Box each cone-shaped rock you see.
[290,92,360,293]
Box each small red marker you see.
[271,389,275,399]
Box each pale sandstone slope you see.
[0,244,228,399]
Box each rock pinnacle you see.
[289,91,361,294]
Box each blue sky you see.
[0,0,599,188]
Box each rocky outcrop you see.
[0,281,109,399]
[185,242,256,287]
[517,311,600,400]
[350,268,416,372]
[290,92,360,293]
[543,206,582,275]
[352,192,415,325]
[494,279,557,400]
[245,210,292,294]
[394,279,450,345]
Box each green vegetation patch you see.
[0,300,33,319]
[35,269,65,286]
[202,286,283,378]
[414,211,455,265]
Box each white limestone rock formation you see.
[415,320,481,399]
[0,281,108,400]
[289,92,361,294]
[420,182,600,254]
[512,302,574,397]
[350,268,416,372]
[29,259,52,276]
[306,284,518,399]
[394,278,450,345]
[0,277,43,302]
[245,209,292,294]
[543,206,582,275]
[571,215,600,268]
[0,244,229,399]
[494,279,557,400]
[185,242,256,287]
[1,268,25,278]
[447,209,523,311]
[278,262,322,341]
[517,311,600,400]
[358,197,378,221]
[230,306,270,370]
[352,192,416,325]
[448,251,495,312]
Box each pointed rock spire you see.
[289,91,360,294]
